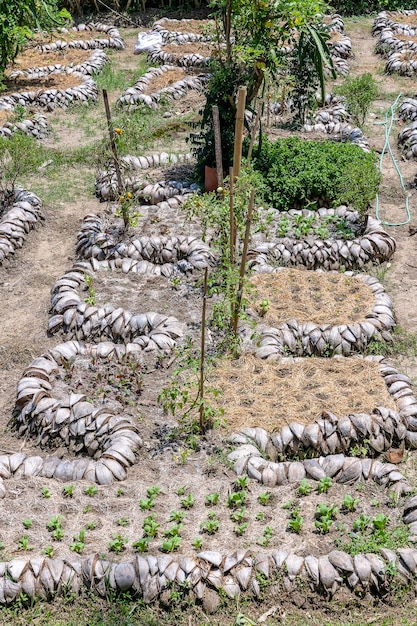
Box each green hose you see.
[374,92,411,227]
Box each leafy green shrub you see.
[330,0,416,15]
[253,137,381,215]
[335,73,378,128]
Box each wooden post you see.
[212,105,223,189]
[199,267,209,433]
[229,166,235,266]
[232,189,254,338]
[232,86,247,181]
[102,89,127,227]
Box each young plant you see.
[132,537,150,553]
[227,490,247,509]
[47,515,63,531]
[41,545,54,557]
[169,510,185,523]
[86,521,97,530]
[230,507,247,524]
[17,535,33,551]
[205,492,220,506]
[373,513,390,532]
[180,494,195,509]
[139,496,156,511]
[296,479,313,497]
[316,503,338,520]
[200,512,220,535]
[353,514,371,534]
[51,528,64,541]
[257,526,274,547]
[317,477,332,494]
[192,537,204,550]
[257,491,272,506]
[287,514,304,534]
[62,484,74,498]
[84,485,98,497]
[108,534,128,553]
[163,524,183,538]
[22,518,32,530]
[235,475,249,490]
[161,536,181,553]
[41,487,51,499]
[117,517,130,527]
[116,488,125,497]
[341,495,360,513]
[70,540,85,554]
[234,522,249,536]
[256,512,265,522]
[314,516,333,534]
[143,515,159,538]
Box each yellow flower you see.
[114,127,123,136]
[119,195,125,203]
[126,192,133,199]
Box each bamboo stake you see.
[232,86,247,181]
[232,189,255,338]
[212,105,223,188]
[247,98,263,163]
[102,89,127,228]
[229,166,235,266]
[199,267,209,433]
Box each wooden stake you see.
[102,89,127,227]
[232,189,255,338]
[212,105,223,188]
[232,86,247,181]
[199,267,209,433]
[247,98,263,163]
[229,166,235,266]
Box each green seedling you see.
[17,535,33,551]
[235,476,249,490]
[139,496,156,511]
[51,528,64,541]
[83,505,90,514]
[353,514,371,534]
[163,524,183,538]
[41,545,54,557]
[373,513,390,531]
[41,487,51,499]
[230,507,247,524]
[116,488,125,497]
[257,299,270,317]
[316,503,338,520]
[234,522,249,536]
[255,512,265,522]
[317,477,332,494]
[176,486,186,496]
[341,495,360,513]
[143,515,159,538]
[227,490,247,509]
[257,491,272,506]
[147,486,161,498]
[257,526,274,547]
[205,492,220,506]
[287,514,304,534]
[169,510,185,523]
[200,513,220,535]
[281,500,296,510]
[315,516,333,534]
[84,485,98,497]
[180,494,195,509]
[62,484,74,498]
[192,537,204,550]
[161,536,181,553]
[74,529,86,543]
[70,541,85,554]
[296,479,313,497]
[22,518,32,530]
[86,521,97,530]
[108,534,128,553]
[47,515,63,531]
[132,537,150,553]
[117,517,130,527]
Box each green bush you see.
[335,73,378,128]
[329,0,416,15]
[253,137,381,215]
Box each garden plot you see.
[117,65,208,110]
[152,18,215,42]
[0,107,48,139]
[7,48,109,78]
[31,22,125,51]
[247,269,394,357]
[0,189,44,265]
[0,70,98,110]
[147,42,215,68]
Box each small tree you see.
[335,73,378,128]
[0,0,70,88]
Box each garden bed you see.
[0,107,48,139]
[152,18,215,42]
[0,71,98,110]
[248,269,394,357]
[32,22,125,51]
[117,65,208,110]
[147,42,214,68]
[7,49,109,78]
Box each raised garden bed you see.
[0,188,43,264]
[373,10,417,37]
[222,354,416,458]
[249,208,396,270]
[147,42,214,68]
[7,49,109,78]
[117,65,208,110]
[247,268,394,357]
[48,260,183,347]
[151,18,215,43]
[0,107,48,139]
[33,22,125,51]
[0,70,98,110]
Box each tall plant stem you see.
[232,189,255,342]
[102,89,126,228]
[233,86,247,181]
[212,105,223,188]
[199,267,209,433]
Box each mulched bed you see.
[1,73,84,98]
[7,48,94,73]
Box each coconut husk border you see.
[0,189,44,265]
[373,10,417,38]
[249,268,395,358]
[147,42,213,68]
[152,17,216,42]
[0,111,48,140]
[7,49,109,79]
[36,22,125,52]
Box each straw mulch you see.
[163,43,214,56]
[144,68,187,94]
[163,19,214,34]
[247,270,375,326]
[388,12,417,25]
[8,48,92,72]
[210,355,396,433]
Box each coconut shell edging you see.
[0,71,98,110]
[48,260,183,348]
[76,213,215,271]
[249,209,396,271]
[4,341,145,493]
[254,269,394,358]
[116,64,208,110]
[0,188,44,265]
[8,49,109,79]
[37,22,125,52]
[373,10,417,37]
